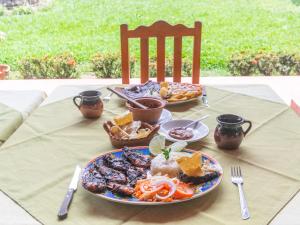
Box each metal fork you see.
[231,166,250,220]
[103,92,113,102]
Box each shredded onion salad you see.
[134,175,195,202]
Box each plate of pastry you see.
[116,81,202,106]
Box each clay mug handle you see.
[73,96,82,109]
[242,120,252,136]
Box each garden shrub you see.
[91,53,135,78]
[149,57,193,78]
[275,54,295,76]
[182,59,192,77]
[256,53,277,76]
[0,5,5,16]
[12,6,33,15]
[294,55,300,75]
[229,52,300,76]
[19,53,78,79]
[228,52,257,76]
[92,53,121,78]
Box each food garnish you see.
[149,135,188,158]
[177,152,203,177]
[177,152,221,185]
[149,136,189,178]
[149,135,166,156]
[133,176,194,202]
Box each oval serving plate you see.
[81,146,223,205]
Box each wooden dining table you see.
[0,84,299,225]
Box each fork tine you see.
[231,167,233,177]
[238,166,242,177]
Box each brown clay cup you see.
[73,90,103,119]
[126,97,166,124]
[214,114,252,150]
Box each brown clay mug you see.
[73,90,103,119]
[214,114,252,150]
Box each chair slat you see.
[120,21,202,84]
[140,38,149,83]
[173,36,182,83]
[120,24,130,84]
[192,21,202,84]
[157,37,165,82]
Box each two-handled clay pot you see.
[214,114,252,150]
[73,90,103,119]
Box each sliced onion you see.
[152,179,177,200]
[140,182,163,193]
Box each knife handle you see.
[58,189,74,220]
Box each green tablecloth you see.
[0,86,299,225]
[0,102,23,145]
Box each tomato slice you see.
[173,183,194,199]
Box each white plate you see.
[159,119,209,143]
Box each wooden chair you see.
[120,20,202,84]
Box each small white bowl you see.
[159,119,209,143]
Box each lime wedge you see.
[149,135,166,156]
[169,141,188,152]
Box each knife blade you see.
[57,165,81,220]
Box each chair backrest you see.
[120,20,202,84]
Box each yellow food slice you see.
[177,152,203,176]
[159,87,169,98]
[113,112,133,126]
[160,81,169,89]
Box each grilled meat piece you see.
[98,164,127,184]
[107,182,134,196]
[126,166,147,187]
[82,169,107,193]
[122,147,151,168]
[178,171,220,185]
[103,154,131,172]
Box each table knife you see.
[57,165,81,220]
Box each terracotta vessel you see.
[0,64,10,80]
[214,114,252,150]
[73,90,103,119]
[126,97,166,124]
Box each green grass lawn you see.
[0,0,300,74]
